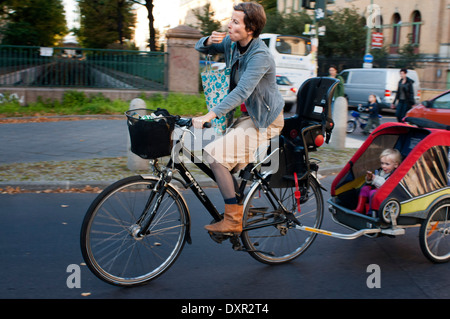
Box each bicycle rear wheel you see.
[346,120,356,133]
[241,176,323,265]
[80,175,188,286]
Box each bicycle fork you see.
[132,171,172,239]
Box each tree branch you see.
[129,0,145,6]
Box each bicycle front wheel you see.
[80,175,189,286]
[241,176,323,265]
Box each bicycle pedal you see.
[208,231,230,244]
[207,230,240,236]
[223,232,239,236]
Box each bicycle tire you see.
[80,175,189,286]
[419,199,450,263]
[240,176,324,265]
[346,120,356,133]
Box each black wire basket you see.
[125,108,176,159]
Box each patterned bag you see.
[201,46,235,135]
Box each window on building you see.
[375,15,383,32]
[412,11,421,45]
[392,13,401,46]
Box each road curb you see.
[0,165,343,191]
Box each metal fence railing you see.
[0,45,167,90]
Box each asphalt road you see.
[1,175,448,303]
[1,112,444,314]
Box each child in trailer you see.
[354,148,402,216]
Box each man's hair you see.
[234,2,266,38]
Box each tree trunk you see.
[146,1,156,51]
[117,0,124,45]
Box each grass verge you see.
[0,91,209,118]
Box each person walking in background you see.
[391,68,415,122]
[328,65,345,114]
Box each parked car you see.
[339,68,421,111]
[276,75,297,112]
[405,90,450,125]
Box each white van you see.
[260,33,314,90]
[339,68,421,110]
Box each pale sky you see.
[63,0,78,29]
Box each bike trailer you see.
[329,120,450,230]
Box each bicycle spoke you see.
[241,178,324,264]
[420,200,450,263]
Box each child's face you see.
[380,155,399,174]
[368,95,376,103]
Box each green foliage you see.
[264,11,312,36]
[394,34,420,69]
[255,0,278,14]
[0,92,207,117]
[319,7,366,58]
[262,8,365,58]
[142,93,207,116]
[77,0,136,49]
[62,91,88,108]
[263,11,286,34]
[0,0,67,46]
[370,46,390,68]
[191,2,222,35]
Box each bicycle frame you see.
[138,125,386,244]
[169,147,222,222]
[161,129,407,243]
[152,128,300,232]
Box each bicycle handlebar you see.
[175,117,212,129]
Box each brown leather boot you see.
[205,204,244,234]
[353,196,367,214]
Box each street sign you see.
[363,53,374,63]
[371,32,384,48]
[303,25,326,36]
[315,8,325,20]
